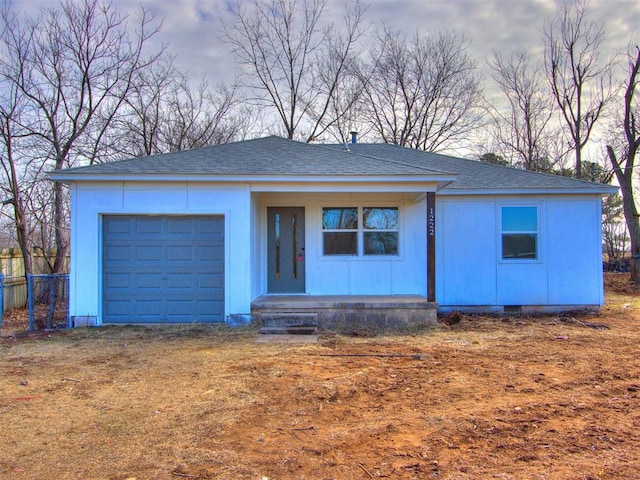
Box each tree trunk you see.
[621,179,640,284]
[52,171,68,273]
[45,178,68,328]
[12,199,33,278]
[574,141,582,179]
[608,146,640,284]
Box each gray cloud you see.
[11,0,640,151]
[13,0,638,85]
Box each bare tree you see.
[110,58,252,158]
[0,0,164,329]
[0,0,162,277]
[0,60,34,277]
[162,81,250,151]
[223,0,366,142]
[478,152,509,166]
[304,2,367,142]
[358,28,484,152]
[602,193,628,262]
[606,46,640,284]
[489,51,558,172]
[544,0,613,178]
[104,58,175,159]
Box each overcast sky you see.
[120,0,640,86]
[16,0,640,86]
[11,0,640,157]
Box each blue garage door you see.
[102,215,224,323]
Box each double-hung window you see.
[322,206,399,256]
[363,207,398,255]
[322,207,358,255]
[501,206,538,260]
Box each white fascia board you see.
[439,186,619,196]
[249,181,451,193]
[49,173,458,188]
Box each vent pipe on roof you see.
[350,131,358,144]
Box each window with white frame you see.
[322,206,399,256]
[501,206,538,260]
[322,207,358,255]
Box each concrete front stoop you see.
[252,295,438,334]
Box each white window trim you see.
[321,204,401,259]
[498,203,543,264]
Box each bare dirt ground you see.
[1,274,639,480]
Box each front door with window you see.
[267,207,305,293]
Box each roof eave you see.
[48,172,458,185]
[439,186,619,196]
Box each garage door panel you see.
[198,300,223,315]
[104,273,131,289]
[104,245,133,262]
[166,301,194,314]
[166,245,194,261]
[137,246,162,261]
[198,245,223,260]
[165,273,193,289]
[137,217,162,234]
[135,300,162,316]
[105,300,130,315]
[104,301,133,323]
[198,272,223,289]
[135,273,162,289]
[199,219,224,234]
[103,215,225,324]
[167,217,194,233]
[105,217,134,235]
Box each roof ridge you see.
[311,141,456,175]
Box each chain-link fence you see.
[27,274,70,331]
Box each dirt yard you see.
[1,275,639,480]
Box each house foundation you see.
[251,295,438,333]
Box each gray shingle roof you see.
[324,143,615,193]
[50,135,616,194]
[53,136,447,177]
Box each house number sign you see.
[428,207,435,237]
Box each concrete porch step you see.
[258,325,318,335]
[260,313,318,328]
[258,312,318,335]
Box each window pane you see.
[363,207,398,230]
[322,208,358,230]
[323,232,357,255]
[502,206,537,232]
[502,233,537,259]
[364,232,398,255]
